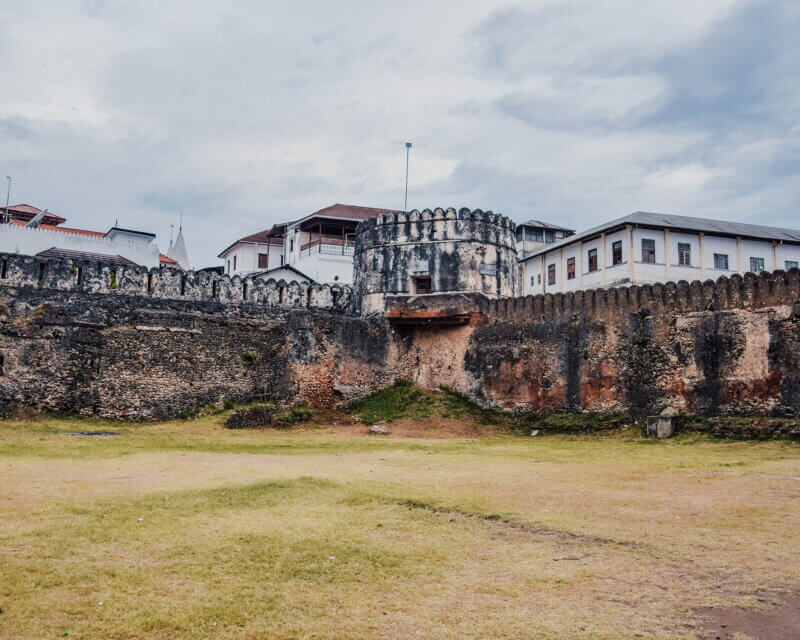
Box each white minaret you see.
[167,212,191,269]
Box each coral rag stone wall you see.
[443,270,800,418]
[1,249,800,421]
[0,281,401,420]
[352,208,520,314]
[0,253,353,310]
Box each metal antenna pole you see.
[404,142,412,211]
[4,176,10,224]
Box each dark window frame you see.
[547,263,556,286]
[641,238,656,264]
[587,248,598,272]
[678,242,691,267]
[567,257,576,280]
[411,275,432,294]
[612,240,623,266]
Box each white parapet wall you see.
[0,223,160,267]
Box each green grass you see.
[2,416,800,638]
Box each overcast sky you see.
[2,1,798,267]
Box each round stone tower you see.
[352,207,520,314]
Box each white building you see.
[515,220,574,258]
[219,204,400,285]
[218,229,285,276]
[520,211,800,296]
[0,203,162,268]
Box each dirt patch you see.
[374,416,497,438]
[697,596,800,639]
[401,500,641,548]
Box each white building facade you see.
[521,212,800,295]
[218,230,284,277]
[219,204,400,285]
[515,220,574,258]
[0,204,160,267]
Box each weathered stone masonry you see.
[353,207,520,314]
[1,250,799,420]
[452,270,800,418]
[0,253,398,419]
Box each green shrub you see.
[287,404,312,423]
[240,350,256,366]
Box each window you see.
[612,240,623,265]
[545,230,555,243]
[786,260,799,270]
[530,276,535,287]
[641,239,656,263]
[547,263,556,286]
[258,253,268,269]
[233,255,237,271]
[750,257,765,273]
[678,242,691,266]
[280,255,284,266]
[227,260,230,274]
[713,253,729,270]
[290,238,294,252]
[567,257,576,280]
[588,248,598,272]
[527,229,543,242]
[412,275,432,294]
[537,274,541,284]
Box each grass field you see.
[1,409,799,639]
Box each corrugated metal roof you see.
[520,211,800,261]
[519,219,574,232]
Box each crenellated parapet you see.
[352,207,521,314]
[479,268,800,322]
[0,253,352,311]
[355,207,517,255]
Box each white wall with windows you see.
[515,225,573,258]
[222,242,284,276]
[522,225,800,295]
[282,222,357,284]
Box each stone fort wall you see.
[0,252,353,311]
[1,246,799,422]
[408,269,800,418]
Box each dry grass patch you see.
[1,416,800,638]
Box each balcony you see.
[300,237,355,258]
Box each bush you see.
[225,405,273,429]
[240,351,256,366]
[287,404,312,423]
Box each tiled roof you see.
[237,230,285,245]
[10,219,106,237]
[306,203,403,221]
[159,253,178,264]
[2,203,67,224]
[36,247,136,265]
[217,229,284,258]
